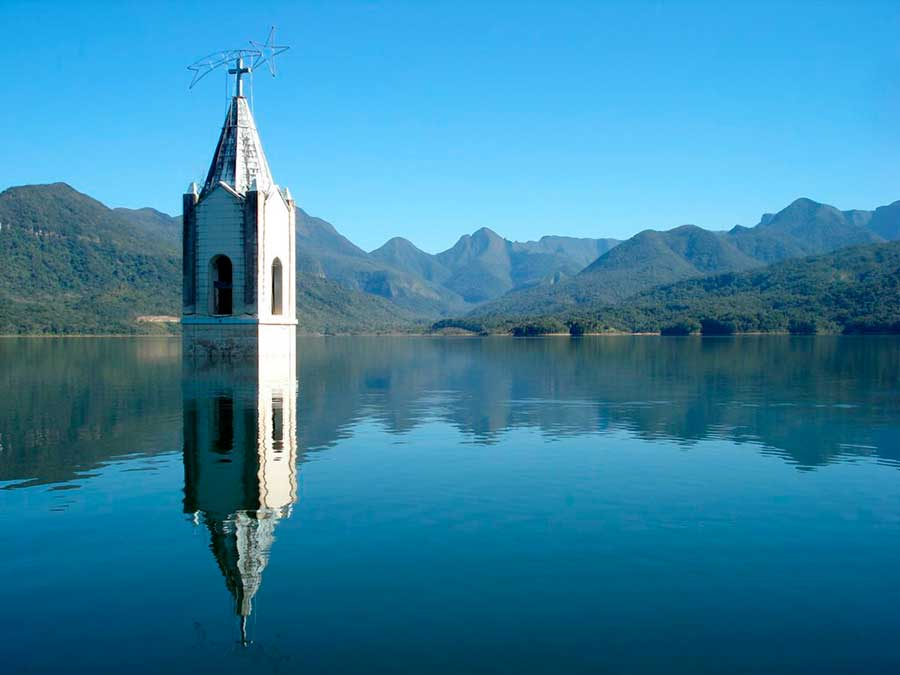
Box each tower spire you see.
[201,95,273,196]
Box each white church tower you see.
[182,56,296,360]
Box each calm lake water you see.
[2,336,900,674]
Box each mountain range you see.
[490,240,900,336]
[467,197,894,321]
[291,210,619,314]
[0,182,898,334]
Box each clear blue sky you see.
[2,1,899,253]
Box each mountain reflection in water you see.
[1,336,898,493]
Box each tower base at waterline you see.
[182,319,297,362]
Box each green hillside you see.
[0,183,180,334]
[114,206,181,245]
[484,242,900,335]
[294,273,423,334]
[0,184,423,335]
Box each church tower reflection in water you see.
[182,350,297,645]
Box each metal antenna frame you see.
[187,27,290,91]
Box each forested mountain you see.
[0,183,180,334]
[726,197,882,262]
[2,182,899,335]
[475,242,900,335]
[114,206,181,245]
[0,184,422,334]
[292,273,424,334]
[866,201,900,241]
[283,213,620,312]
[4,184,607,334]
[370,237,454,284]
[468,197,900,321]
[515,235,620,269]
[370,227,619,305]
[291,208,467,316]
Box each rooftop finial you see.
[228,56,251,98]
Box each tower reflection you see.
[182,352,297,645]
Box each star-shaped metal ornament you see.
[250,27,290,77]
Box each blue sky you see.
[2,1,899,253]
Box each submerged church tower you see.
[182,58,296,359]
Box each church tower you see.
[182,57,296,360]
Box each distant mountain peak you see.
[668,224,702,233]
[472,226,502,239]
[119,206,171,217]
[755,198,833,227]
[372,236,421,254]
[788,196,822,208]
[10,181,77,192]
[4,181,89,202]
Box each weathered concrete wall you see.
[182,321,296,363]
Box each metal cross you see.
[228,56,252,97]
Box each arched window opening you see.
[271,258,283,316]
[210,255,233,315]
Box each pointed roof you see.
[207,510,280,622]
[202,96,273,197]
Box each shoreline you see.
[1,331,897,339]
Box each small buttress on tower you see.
[182,74,297,360]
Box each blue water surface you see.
[1,336,899,674]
